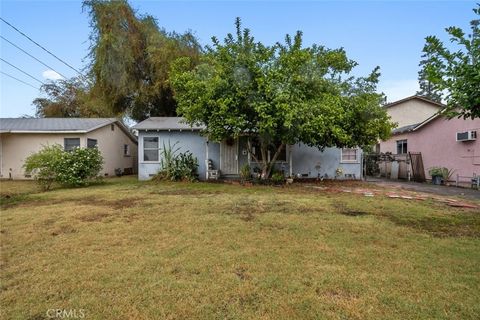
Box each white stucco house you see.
[0,118,138,180]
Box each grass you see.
[1,177,479,319]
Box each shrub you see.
[154,141,199,182]
[240,164,251,182]
[23,144,104,190]
[56,147,104,186]
[23,144,64,190]
[428,167,455,181]
[271,171,285,185]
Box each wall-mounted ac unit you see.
[456,130,477,141]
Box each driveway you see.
[366,177,480,201]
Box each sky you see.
[0,0,477,119]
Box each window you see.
[87,138,98,148]
[396,140,408,154]
[64,138,80,151]
[341,148,358,162]
[143,137,159,161]
[124,144,130,156]
[250,139,287,162]
[111,124,115,131]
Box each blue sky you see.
[0,0,476,118]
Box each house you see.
[0,118,137,180]
[132,117,363,181]
[383,95,444,129]
[380,112,480,182]
[377,96,480,182]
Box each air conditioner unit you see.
[456,130,477,141]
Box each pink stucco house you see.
[380,112,480,182]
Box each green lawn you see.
[1,177,479,319]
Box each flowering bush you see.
[56,147,104,186]
[23,144,104,189]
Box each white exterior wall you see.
[0,123,137,180]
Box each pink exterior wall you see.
[380,117,480,180]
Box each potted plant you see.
[428,167,453,185]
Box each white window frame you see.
[340,148,359,163]
[124,144,130,157]
[396,139,408,155]
[143,136,160,162]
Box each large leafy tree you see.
[420,4,480,119]
[416,52,443,103]
[83,0,201,121]
[33,77,100,117]
[171,18,393,178]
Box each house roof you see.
[391,112,444,135]
[132,117,204,131]
[383,95,445,109]
[0,118,137,143]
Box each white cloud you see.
[378,79,419,103]
[42,69,64,81]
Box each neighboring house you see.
[132,117,362,181]
[380,113,480,181]
[0,118,138,180]
[383,95,444,129]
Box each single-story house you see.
[132,117,363,181]
[0,118,138,180]
[379,112,480,181]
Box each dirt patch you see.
[72,197,141,210]
[316,288,359,301]
[334,203,369,217]
[150,189,222,196]
[78,212,111,222]
[51,225,77,236]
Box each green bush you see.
[240,164,251,182]
[56,147,104,186]
[428,167,455,181]
[154,141,198,182]
[23,144,104,190]
[271,171,285,185]
[23,144,64,190]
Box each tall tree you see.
[83,0,201,121]
[171,18,393,178]
[416,52,443,103]
[33,77,105,118]
[420,4,480,119]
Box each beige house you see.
[0,118,137,180]
[383,95,444,129]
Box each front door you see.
[220,138,238,174]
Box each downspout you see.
[205,140,209,180]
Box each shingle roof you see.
[391,123,419,135]
[132,117,204,131]
[0,118,117,132]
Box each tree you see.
[83,0,201,121]
[171,18,393,179]
[420,4,480,119]
[416,52,443,103]
[33,77,95,118]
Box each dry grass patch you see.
[1,177,479,319]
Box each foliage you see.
[428,167,455,181]
[23,144,64,190]
[23,144,104,189]
[270,171,285,184]
[154,141,199,182]
[420,4,480,119]
[56,147,104,186]
[171,18,393,179]
[416,54,443,103]
[33,77,111,118]
[83,0,201,121]
[239,164,252,182]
